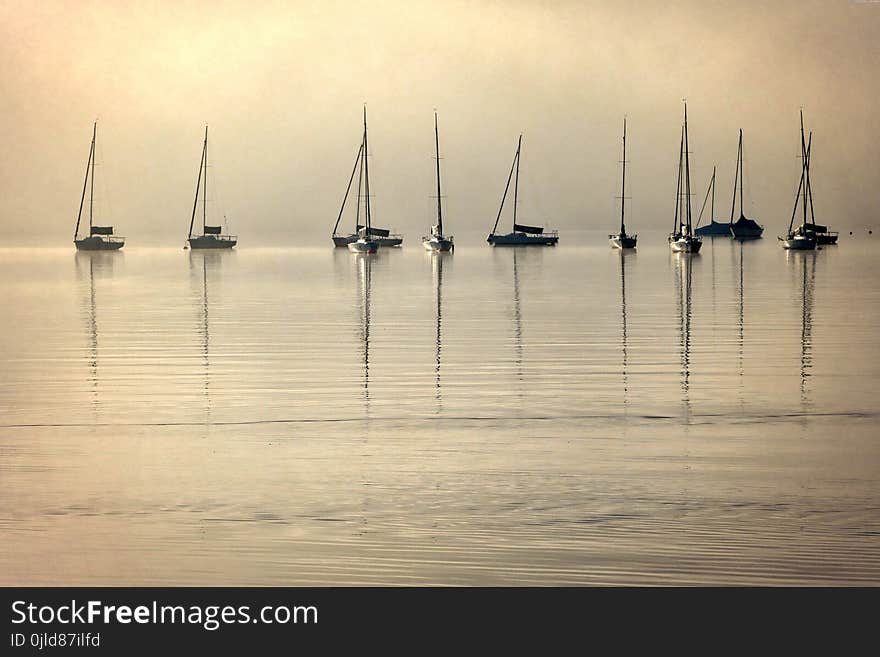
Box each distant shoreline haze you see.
[1,1,878,243]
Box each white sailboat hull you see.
[609,233,637,249]
[422,235,454,252]
[348,239,378,254]
[779,234,817,250]
[669,235,702,253]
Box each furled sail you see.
[90,226,114,235]
[514,223,544,234]
[203,225,223,235]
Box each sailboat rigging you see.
[187,126,237,249]
[779,111,827,249]
[695,165,720,237]
[348,108,380,253]
[334,108,403,249]
[74,122,125,251]
[487,135,559,246]
[669,102,702,254]
[609,118,637,249]
[422,112,454,252]
[728,130,764,240]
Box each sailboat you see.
[669,103,702,254]
[799,113,837,245]
[487,135,559,246]
[348,109,380,253]
[694,166,722,237]
[780,112,820,250]
[187,126,237,249]
[73,122,124,250]
[609,118,637,249]
[333,109,403,248]
[422,112,454,252]
[728,130,764,239]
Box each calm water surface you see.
[1,232,879,584]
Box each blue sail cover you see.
[203,225,222,234]
[731,215,763,234]
[90,226,114,235]
[802,222,828,233]
[356,225,391,237]
[514,223,544,234]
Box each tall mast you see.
[620,117,627,235]
[89,122,96,232]
[355,134,364,229]
[673,127,683,234]
[729,130,741,223]
[683,102,693,235]
[189,128,207,239]
[710,166,716,223]
[799,110,808,226]
[363,107,371,233]
[332,139,364,236]
[434,111,443,235]
[738,130,744,219]
[491,138,520,235]
[203,125,208,233]
[788,134,811,234]
[512,134,522,229]
[805,131,815,224]
[75,123,96,240]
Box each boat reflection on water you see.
[512,249,524,387]
[788,250,817,405]
[737,241,745,382]
[356,253,373,411]
[618,250,632,411]
[431,252,449,410]
[74,251,121,415]
[674,252,694,416]
[188,250,227,421]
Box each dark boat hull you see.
[334,233,403,247]
[188,235,236,249]
[75,236,124,251]
[488,231,558,246]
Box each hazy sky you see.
[1,0,878,244]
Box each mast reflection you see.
[618,250,631,410]
[75,251,118,416]
[432,252,448,410]
[798,251,817,404]
[356,253,372,410]
[188,250,226,422]
[512,249,524,385]
[674,253,694,415]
